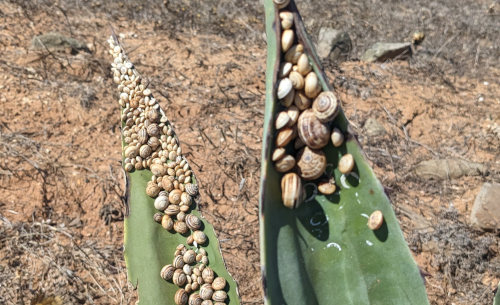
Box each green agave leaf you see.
[494,282,500,305]
[109,35,240,305]
[259,2,429,304]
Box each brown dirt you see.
[0,0,498,304]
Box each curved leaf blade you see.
[259,2,429,304]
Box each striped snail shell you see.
[169,189,183,205]
[124,145,138,159]
[183,249,196,264]
[174,221,189,234]
[200,284,214,300]
[289,71,304,90]
[318,179,336,195]
[200,301,212,305]
[160,264,175,281]
[312,91,339,123]
[185,183,199,196]
[165,204,180,216]
[151,163,167,177]
[153,212,163,223]
[162,178,174,192]
[188,293,203,305]
[137,128,148,144]
[281,172,304,209]
[294,92,311,111]
[173,255,185,269]
[154,195,169,211]
[174,288,188,305]
[296,146,327,181]
[212,290,228,303]
[193,230,207,245]
[180,192,192,206]
[139,144,152,158]
[297,109,330,149]
[147,123,160,137]
[147,108,160,123]
[284,44,303,64]
[201,267,215,284]
[185,214,202,231]
[147,136,160,150]
[272,147,286,162]
[275,126,297,147]
[211,277,226,290]
[173,269,187,287]
[146,181,161,197]
[275,154,295,173]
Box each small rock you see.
[414,159,487,180]
[316,27,352,62]
[31,32,90,53]
[361,42,412,62]
[471,183,500,230]
[363,118,386,137]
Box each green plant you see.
[108,34,240,305]
[259,1,430,304]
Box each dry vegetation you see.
[0,0,498,304]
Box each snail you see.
[368,210,384,230]
[277,78,293,100]
[297,109,330,149]
[275,111,291,130]
[281,29,294,52]
[146,181,161,197]
[287,105,300,127]
[279,62,293,78]
[338,153,355,174]
[185,183,199,196]
[200,284,214,300]
[312,91,339,123]
[284,44,303,64]
[297,53,312,75]
[161,214,174,230]
[211,277,226,290]
[173,269,187,287]
[331,128,344,147]
[174,288,188,305]
[173,255,185,269]
[151,163,167,177]
[193,230,207,245]
[169,189,183,205]
[202,267,215,284]
[185,214,202,231]
[160,264,175,281]
[188,293,203,305]
[272,147,286,162]
[165,204,180,216]
[275,154,296,173]
[296,146,327,181]
[281,172,304,209]
[304,72,321,99]
[289,71,305,90]
[280,11,294,30]
[154,195,169,211]
[183,249,196,264]
[139,144,152,158]
[173,221,189,234]
[276,126,297,147]
[212,291,227,303]
[318,179,336,195]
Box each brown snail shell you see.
[297,53,312,75]
[148,136,160,150]
[151,163,167,177]
[174,288,188,305]
[202,267,215,284]
[277,78,293,100]
[272,147,286,162]
[160,264,175,281]
[312,91,339,123]
[279,11,294,30]
[294,92,311,111]
[139,144,152,158]
[296,147,327,180]
[331,128,344,147]
[200,300,213,305]
[193,230,207,245]
[294,137,305,150]
[185,183,199,196]
[200,284,214,300]
[318,179,336,195]
[161,214,174,230]
[146,181,161,197]
[275,154,295,173]
[274,0,290,9]
[147,123,160,137]
[368,210,384,230]
[124,162,134,172]
[137,128,148,144]
[169,189,183,205]
[279,62,292,78]
[186,234,194,245]
[284,44,303,64]
[280,87,295,107]
[154,195,169,211]
[165,204,180,216]
[304,72,321,99]
[153,212,163,223]
[173,255,185,269]
[185,214,202,231]
[297,109,330,149]
[275,111,291,130]
[287,105,299,127]
[124,145,138,159]
[180,192,192,206]
[162,178,174,192]
[281,172,304,209]
[147,108,160,123]
[276,126,297,147]
[212,290,227,303]
[289,71,304,90]
[281,29,294,52]
[189,293,203,305]
[338,153,355,174]
[211,277,226,290]
[174,221,189,234]
[183,249,196,264]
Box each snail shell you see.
[147,108,160,123]
[177,211,186,222]
[161,214,174,230]
[275,111,291,130]
[304,72,321,99]
[202,267,214,284]
[312,91,339,123]
[279,11,294,30]
[162,178,174,192]
[151,163,167,177]
[279,62,292,78]
[338,153,355,174]
[275,154,295,173]
[275,126,297,147]
[280,87,295,107]
[212,290,227,303]
[281,29,294,52]
[272,147,286,162]
[211,277,226,290]
[183,264,192,276]
[296,147,327,180]
[173,255,185,269]
[289,71,304,90]
[188,293,203,305]
[281,172,304,209]
[137,128,148,144]
[165,204,180,216]
[183,249,196,264]
[294,137,305,150]
[180,192,192,206]
[174,221,189,234]
[287,105,299,127]
[294,92,311,111]
[185,183,198,196]
[200,300,213,305]
[148,136,160,150]
[160,264,175,281]
[284,44,303,64]
[297,109,330,149]
[368,210,384,230]
[139,144,152,158]
[174,288,188,305]
[146,181,161,197]
[277,78,293,100]
[153,212,163,223]
[187,234,194,245]
[318,179,336,195]
[124,145,138,159]
[273,0,290,9]
[169,189,183,205]
[297,53,312,75]
[147,123,160,137]
[331,128,344,147]
[124,162,134,172]
[200,284,214,300]
[186,214,202,231]
[154,195,169,211]
[193,230,207,245]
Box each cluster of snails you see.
[161,245,228,305]
[108,37,230,304]
[272,0,356,209]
